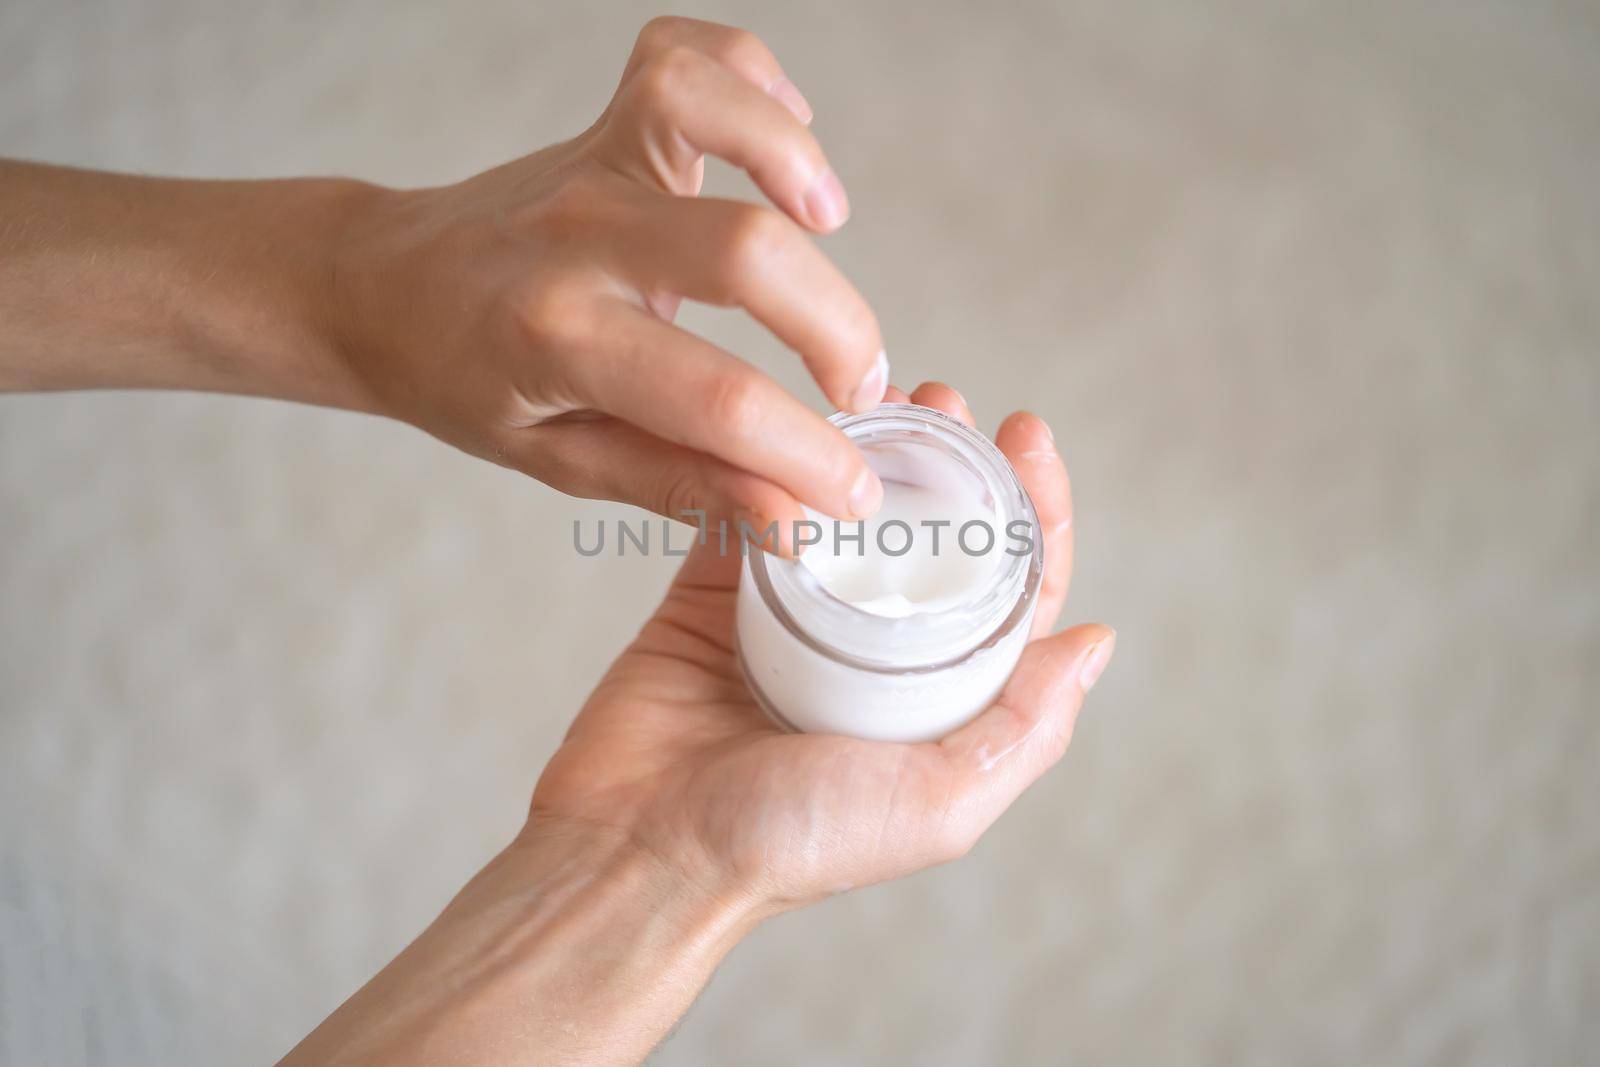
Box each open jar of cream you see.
[736,404,1042,743]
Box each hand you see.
[2,19,884,539]
[331,16,888,537]
[280,384,1115,1067]
[533,381,1114,905]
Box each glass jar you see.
[735,404,1043,742]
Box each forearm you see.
[0,159,380,410]
[280,819,763,1066]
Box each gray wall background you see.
[2,1,1597,1063]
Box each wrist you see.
[276,177,397,416]
[313,180,439,427]
[284,817,764,1067]
[503,814,767,962]
[483,818,764,1062]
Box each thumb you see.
[936,624,1117,836]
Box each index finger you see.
[599,45,845,234]
[570,299,883,522]
[617,16,811,123]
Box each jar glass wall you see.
[735,405,1043,742]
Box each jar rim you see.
[745,404,1043,673]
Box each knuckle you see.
[506,279,586,350]
[708,26,772,72]
[1044,715,1078,763]
[654,465,707,520]
[722,205,791,278]
[706,371,765,441]
[634,46,704,107]
[637,15,683,48]
[510,173,613,237]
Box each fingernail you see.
[848,467,883,518]
[769,77,813,124]
[1078,632,1116,692]
[850,350,889,413]
[803,167,850,232]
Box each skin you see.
[0,17,890,544]
[280,383,1114,1066]
[0,16,1116,1063]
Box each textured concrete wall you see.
[2,1,1597,1063]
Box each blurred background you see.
[2,0,1597,1063]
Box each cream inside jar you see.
[736,405,1042,743]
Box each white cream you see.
[736,405,1041,743]
[799,438,1004,619]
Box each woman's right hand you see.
[280,385,1111,1067]
[330,16,888,543]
